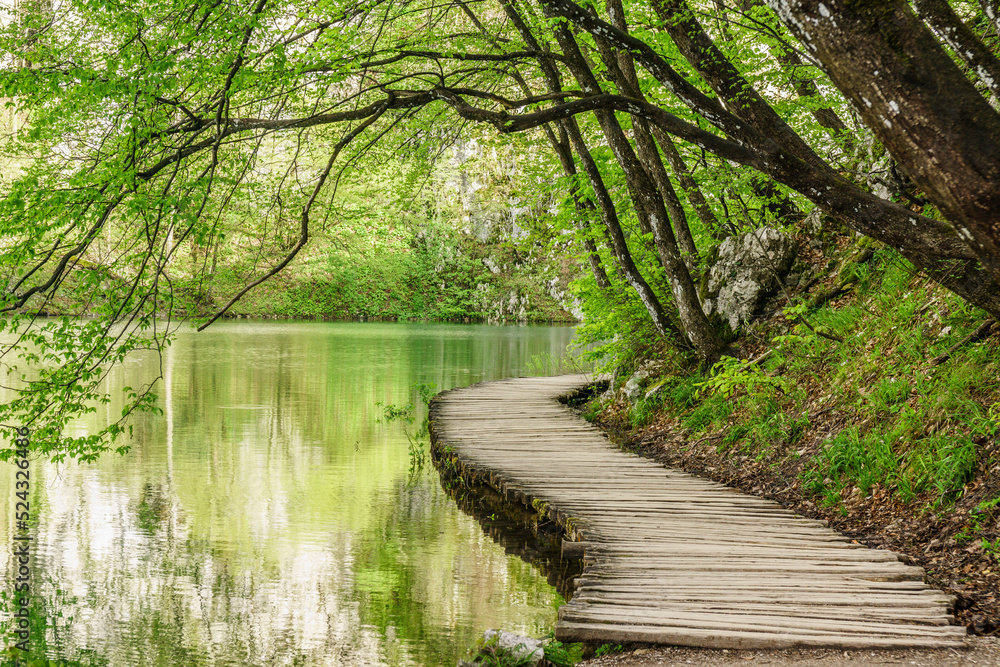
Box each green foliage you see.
[0,0,994,469]
[524,351,592,377]
[592,246,999,515]
[695,356,789,399]
[542,639,584,666]
[982,536,1000,559]
[681,393,732,432]
[572,267,675,376]
[375,383,437,478]
[415,382,437,407]
[594,643,624,657]
[801,427,902,500]
[731,388,809,454]
[469,635,535,667]
[957,496,1000,545]
[631,392,667,428]
[666,375,702,410]
[0,315,163,461]
[209,221,573,323]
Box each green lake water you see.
[0,321,580,666]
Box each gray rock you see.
[623,369,652,403]
[702,227,796,331]
[644,381,667,400]
[622,360,667,403]
[599,387,616,405]
[482,629,544,665]
[803,207,825,235]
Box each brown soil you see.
[579,636,1000,666]
[592,402,1000,637]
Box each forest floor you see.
[578,636,1000,666]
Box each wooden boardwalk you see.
[429,374,966,649]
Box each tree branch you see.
[196,95,394,330]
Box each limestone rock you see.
[482,629,544,665]
[622,361,666,403]
[803,207,824,235]
[623,369,652,403]
[702,227,796,331]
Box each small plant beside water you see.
[375,382,437,478]
[466,632,584,666]
[469,635,534,667]
[543,638,584,666]
[524,351,591,377]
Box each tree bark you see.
[914,0,1000,100]
[980,0,1000,38]
[655,129,725,240]
[602,0,701,274]
[549,17,726,360]
[767,0,1000,280]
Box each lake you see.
[0,321,581,666]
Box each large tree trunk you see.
[550,18,726,360]
[980,0,1000,38]
[539,0,1000,318]
[767,0,1000,280]
[914,0,1000,100]
[499,0,686,342]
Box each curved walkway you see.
[429,374,965,649]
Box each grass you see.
[615,246,1000,513]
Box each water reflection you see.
[434,462,584,603]
[0,322,579,666]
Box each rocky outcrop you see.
[457,629,545,666]
[701,227,796,331]
[621,361,667,404]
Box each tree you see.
[2,0,1000,459]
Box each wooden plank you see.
[429,375,966,650]
[557,605,964,635]
[554,622,964,649]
